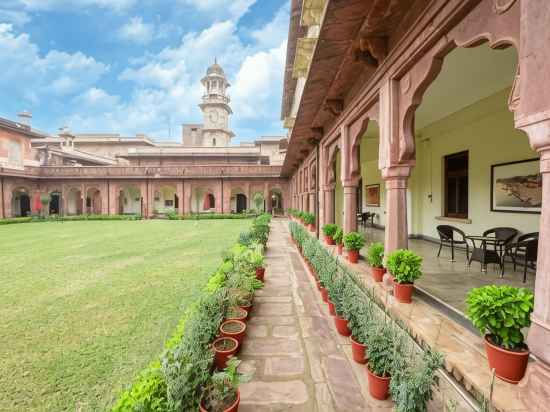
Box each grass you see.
[0,219,250,412]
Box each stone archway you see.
[66,188,83,216]
[86,187,102,214]
[11,187,31,217]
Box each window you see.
[444,151,468,218]
[213,138,217,146]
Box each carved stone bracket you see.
[353,36,388,66]
[493,0,518,15]
[324,99,344,116]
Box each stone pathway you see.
[239,219,393,411]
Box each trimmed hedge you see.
[171,213,259,220]
[0,217,33,225]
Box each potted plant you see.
[386,249,423,303]
[303,212,315,232]
[213,336,239,370]
[343,232,365,263]
[331,276,351,337]
[466,285,534,383]
[333,227,343,255]
[366,323,394,400]
[322,224,338,245]
[200,358,249,412]
[345,291,372,365]
[366,242,385,282]
[220,320,247,345]
[249,246,265,282]
[226,306,248,323]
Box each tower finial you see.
[214,56,217,64]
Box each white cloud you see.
[118,16,155,44]
[0,24,108,104]
[0,9,31,26]
[180,0,256,21]
[250,3,290,49]
[18,0,136,12]
[232,42,287,119]
[74,88,120,108]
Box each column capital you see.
[381,163,414,180]
[519,117,550,159]
[341,178,360,188]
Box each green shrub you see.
[466,285,534,349]
[366,242,384,268]
[322,223,338,237]
[386,249,422,284]
[333,227,343,245]
[302,212,315,225]
[343,232,365,251]
[366,322,397,378]
[0,217,33,225]
[390,350,443,412]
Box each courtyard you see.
[0,219,249,412]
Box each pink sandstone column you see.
[515,2,550,400]
[183,182,191,214]
[342,182,358,233]
[322,186,335,226]
[177,181,184,216]
[382,166,412,253]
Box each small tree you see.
[40,194,51,217]
[253,192,264,212]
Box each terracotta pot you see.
[347,249,359,263]
[371,267,386,282]
[226,307,248,323]
[213,337,239,370]
[337,243,343,255]
[327,299,336,316]
[484,336,529,384]
[367,367,390,400]
[309,224,315,232]
[320,286,329,303]
[325,235,335,245]
[200,390,240,412]
[350,336,367,364]
[239,303,253,319]
[393,282,414,303]
[334,315,351,337]
[220,320,247,345]
[255,267,265,282]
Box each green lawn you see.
[0,219,250,412]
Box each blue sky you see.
[0,0,289,142]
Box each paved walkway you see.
[239,219,392,411]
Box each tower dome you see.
[207,62,225,76]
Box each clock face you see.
[209,110,219,124]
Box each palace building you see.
[281,0,550,409]
[0,62,288,218]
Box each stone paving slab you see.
[239,220,374,411]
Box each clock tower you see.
[199,60,234,147]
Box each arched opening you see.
[11,188,31,217]
[118,186,142,215]
[357,120,382,234]
[204,193,215,210]
[86,188,102,214]
[191,188,216,213]
[67,188,83,216]
[154,186,177,214]
[397,42,538,310]
[49,192,61,215]
[252,192,265,212]
[230,188,247,213]
[270,188,283,215]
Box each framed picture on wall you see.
[491,158,542,214]
[365,184,381,207]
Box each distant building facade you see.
[0,63,288,218]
